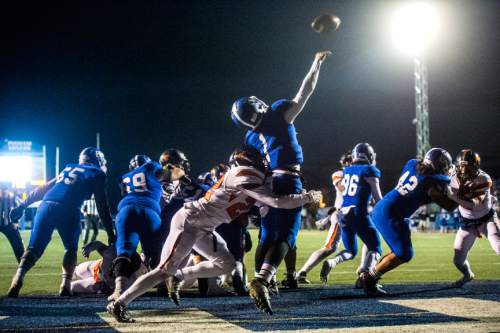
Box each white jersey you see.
[451,169,493,220]
[331,169,344,209]
[184,165,312,230]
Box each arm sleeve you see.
[93,175,114,235]
[240,185,311,209]
[365,177,383,203]
[22,178,57,207]
[284,57,324,123]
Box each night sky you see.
[1,1,499,209]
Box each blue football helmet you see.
[231,96,268,130]
[352,143,376,164]
[423,148,453,175]
[79,147,107,172]
[129,154,151,170]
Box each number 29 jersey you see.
[341,164,381,213]
[381,159,450,218]
[118,161,163,214]
[43,164,106,209]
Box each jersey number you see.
[341,174,359,196]
[396,171,418,195]
[57,167,85,185]
[123,173,147,193]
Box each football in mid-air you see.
[311,14,341,34]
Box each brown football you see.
[311,14,341,34]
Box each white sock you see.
[300,248,333,274]
[356,245,369,274]
[358,251,381,273]
[330,250,354,267]
[117,268,167,306]
[255,263,277,283]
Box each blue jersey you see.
[341,164,381,213]
[44,164,106,209]
[380,159,450,218]
[118,161,163,214]
[245,99,303,170]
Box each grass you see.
[0,229,499,296]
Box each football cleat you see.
[320,260,334,284]
[166,276,182,306]
[248,278,273,315]
[451,273,475,288]
[354,276,363,289]
[107,301,135,323]
[268,275,279,296]
[232,274,249,296]
[280,272,298,289]
[297,271,311,284]
[359,272,387,297]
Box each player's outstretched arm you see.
[285,50,331,124]
[81,240,107,258]
[93,177,115,245]
[241,185,321,209]
[9,178,57,222]
[366,177,383,203]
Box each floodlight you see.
[390,2,440,56]
[0,155,33,186]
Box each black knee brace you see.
[113,256,134,278]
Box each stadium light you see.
[0,155,33,187]
[390,2,440,56]
[390,1,441,157]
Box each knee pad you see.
[113,256,134,278]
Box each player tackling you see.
[107,146,321,322]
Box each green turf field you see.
[0,229,499,296]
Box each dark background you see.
[1,1,499,209]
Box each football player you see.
[360,148,457,296]
[231,50,331,311]
[108,154,184,301]
[447,149,500,287]
[71,240,147,295]
[107,146,321,322]
[320,143,383,283]
[8,147,115,297]
[296,151,352,283]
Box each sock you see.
[300,248,333,274]
[255,263,277,283]
[117,268,167,306]
[358,251,381,274]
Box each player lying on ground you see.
[107,146,322,322]
[71,240,147,295]
[8,147,115,297]
[231,50,330,314]
[360,148,458,296]
[108,154,185,302]
[448,149,500,287]
[319,143,383,285]
[296,151,352,284]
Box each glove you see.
[9,205,25,223]
[81,243,93,259]
[307,190,323,204]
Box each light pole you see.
[391,2,440,157]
